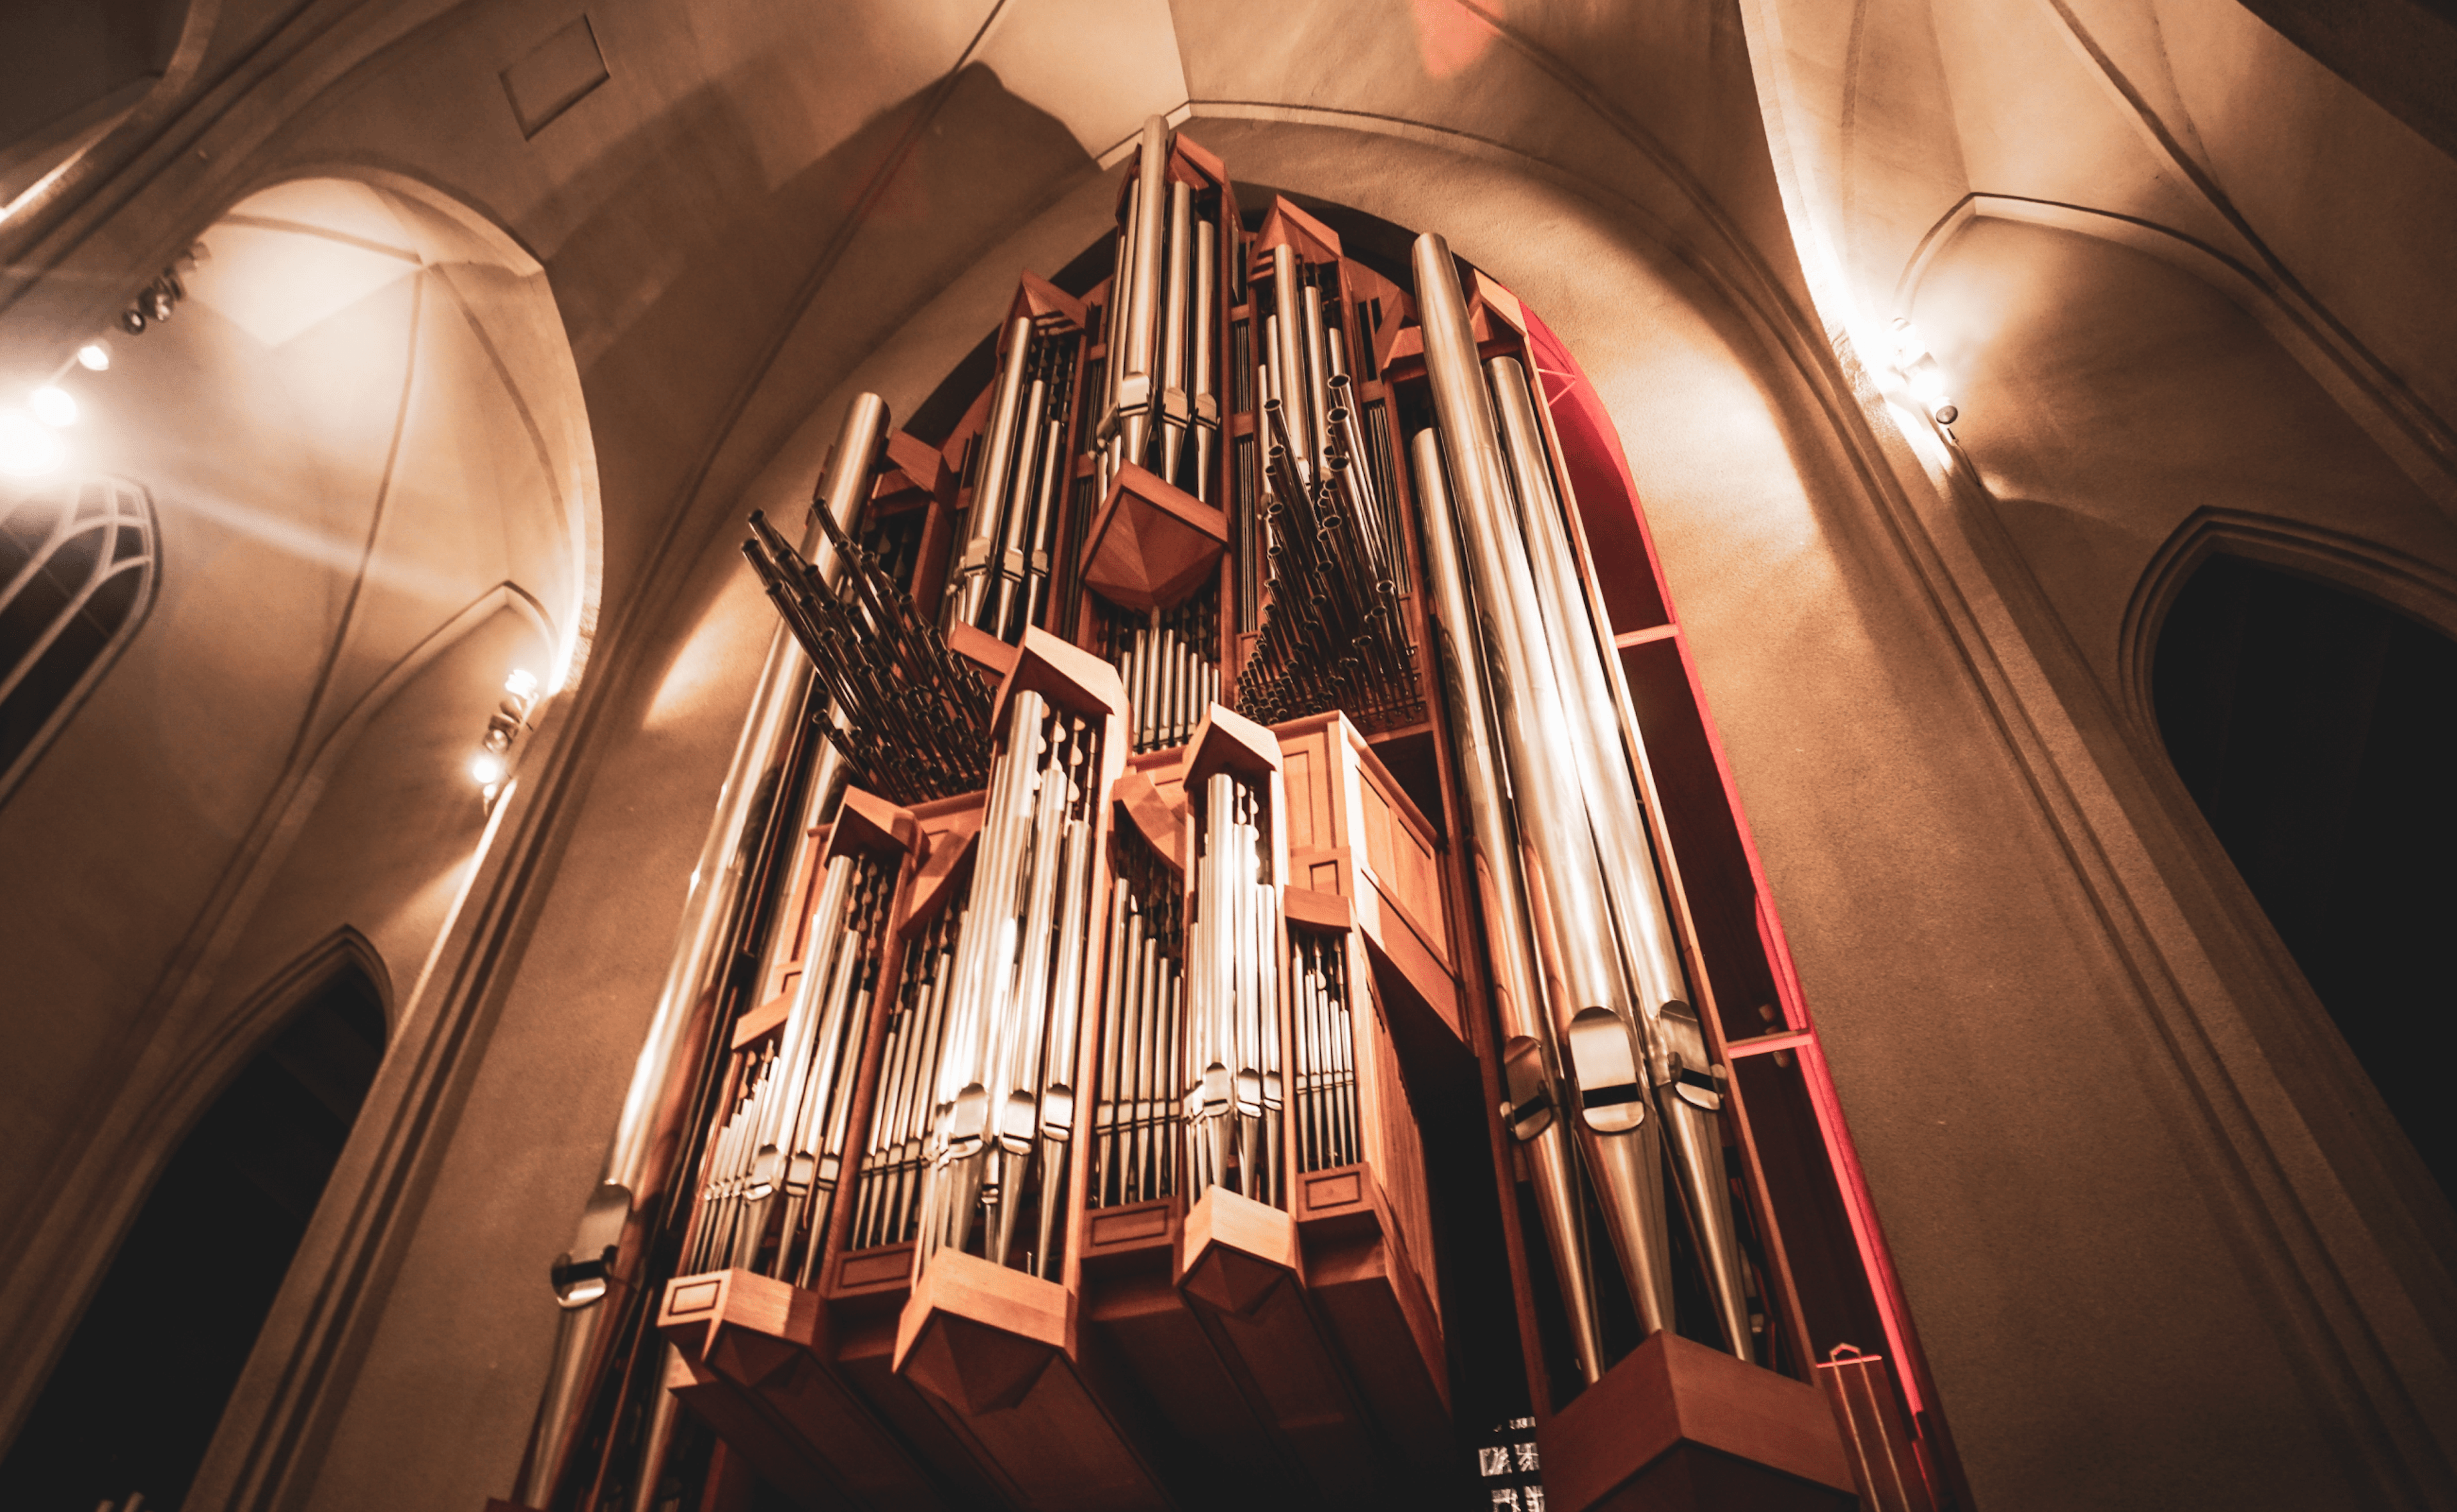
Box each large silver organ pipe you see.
[951,314,1038,631]
[1413,426,1605,1385]
[1408,232,1682,1338]
[1101,115,1220,507]
[1269,244,1311,476]
[1159,179,1193,486]
[518,393,891,1508]
[1191,218,1219,504]
[1106,115,1170,494]
[1088,116,1225,751]
[1486,356,1753,1360]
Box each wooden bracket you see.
[1182,702,1282,788]
[996,625,1130,728]
[1079,463,1227,614]
[1538,1331,1857,1512]
[825,786,920,864]
[1113,769,1186,871]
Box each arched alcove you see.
[0,165,604,1511]
[2154,552,2457,1199]
[0,962,388,1511]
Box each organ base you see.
[1536,1331,1858,1512]
[658,1268,953,1509]
[894,1249,1172,1511]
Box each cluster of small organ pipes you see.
[1099,591,1220,753]
[505,114,1943,1512]
[742,509,990,805]
[1090,822,1187,1207]
[912,688,1104,1283]
[680,853,893,1287]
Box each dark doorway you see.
[2155,553,2457,1202]
[0,966,387,1510]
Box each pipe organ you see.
[501,119,1960,1512]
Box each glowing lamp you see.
[471,752,507,785]
[505,669,539,700]
[0,410,64,477]
[1889,317,1928,368]
[76,343,110,372]
[29,385,77,427]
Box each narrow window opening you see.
[0,475,158,795]
[0,967,388,1510]
[2154,553,2457,1200]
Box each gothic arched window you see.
[0,961,388,1511]
[2155,552,2457,1201]
[0,476,158,792]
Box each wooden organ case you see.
[501,119,1965,1512]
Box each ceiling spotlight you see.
[28,385,77,427]
[144,286,175,323]
[119,308,147,335]
[471,752,507,785]
[75,342,110,372]
[0,410,65,477]
[1934,402,1960,426]
[504,669,539,701]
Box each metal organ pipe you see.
[1413,427,1607,1385]
[854,905,963,1250]
[1269,245,1310,476]
[517,392,891,1509]
[1022,373,1070,633]
[1113,114,1168,480]
[1090,118,1221,746]
[954,315,1037,629]
[1301,280,1333,483]
[992,369,1049,636]
[1408,231,1681,1338]
[1192,219,1219,502]
[1486,357,1753,1360]
[1161,179,1193,487]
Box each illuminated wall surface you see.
[0,4,2454,1511]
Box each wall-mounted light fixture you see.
[1887,317,1959,428]
[473,668,545,808]
[116,244,207,335]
